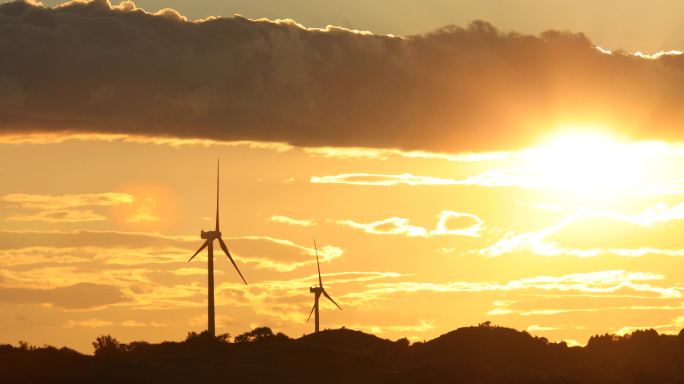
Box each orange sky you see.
[2,0,684,353]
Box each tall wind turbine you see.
[307,238,342,333]
[189,159,247,337]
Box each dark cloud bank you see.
[1,0,684,152]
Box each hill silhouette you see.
[299,327,398,353]
[3,323,684,383]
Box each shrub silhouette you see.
[234,327,291,343]
[185,330,231,343]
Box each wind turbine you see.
[307,238,342,333]
[189,159,247,337]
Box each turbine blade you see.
[314,238,322,288]
[216,158,220,232]
[323,291,342,310]
[306,302,316,323]
[188,240,210,262]
[218,237,247,285]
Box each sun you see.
[528,125,645,191]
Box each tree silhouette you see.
[92,335,126,359]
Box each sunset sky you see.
[3,0,684,354]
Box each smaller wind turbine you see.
[307,238,342,333]
[188,159,247,337]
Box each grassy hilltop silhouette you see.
[3,322,684,384]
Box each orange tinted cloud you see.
[4,1,684,152]
[1,193,135,222]
[6,209,107,223]
[1,193,134,209]
[0,230,344,271]
[63,318,115,328]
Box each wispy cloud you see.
[0,229,345,272]
[310,165,684,195]
[125,204,161,223]
[0,133,295,151]
[615,324,678,336]
[309,171,545,188]
[64,318,115,328]
[311,173,463,186]
[0,247,90,267]
[479,203,684,258]
[211,272,403,322]
[226,236,344,272]
[304,147,510,162]
[122,320,168,327]
[329,212,484,238]
[329,217,427,237]
[169,268,223,276]
[1,193,134,209]
[345,270,677,300]
[429,211,485,237]
[6,209,107,223]
[335,320,435,334]
[1,193,135,223]
[488,303,684,316]
[268,215,316,226]
[527,325,557,331]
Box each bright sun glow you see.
[528,127,645,190]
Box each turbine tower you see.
[189,159,247,337]
[307,238,342,333]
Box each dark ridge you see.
[4,324,684,384]
[298,327,397,353]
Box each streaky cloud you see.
[329,217,428,237]
[63,318,114,328]
[5,209,107,222]
[267,215,316,226]
[480,203,684,257]
[1,193,134,209]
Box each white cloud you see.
[527,325,557,331]
[429,211,485,237]
[329,217,427,237]
[268,215,316,226]
[479,203,684,258]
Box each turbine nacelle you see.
[201,230,222,240]
[310,286,324,293]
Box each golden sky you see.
[3,0,684,353]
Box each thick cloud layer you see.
[2,0,684,152]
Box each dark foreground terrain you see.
[3,323,684,384]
